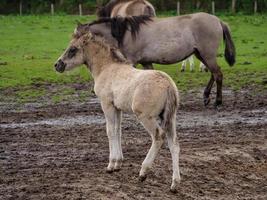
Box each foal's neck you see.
[84,41,116,79]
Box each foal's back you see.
[94,63,177,115]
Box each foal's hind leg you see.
[101,101,123,172]
[137,116,165,181]
[166,118,181,193]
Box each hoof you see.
[180,69,185,72]
[113,168,121,172]
[106,168,114,174]
[170,187,178,193]
[138,175,147,182]
[204,97,210,106]
[214,100,222,110]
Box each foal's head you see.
[54,28,93,73]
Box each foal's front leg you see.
[101,101,123,172]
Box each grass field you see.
[0,14,267,103]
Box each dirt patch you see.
[0,89,267,200]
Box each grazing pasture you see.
[0,15,267,102]
[0,14,267,199]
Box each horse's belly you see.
[143,44,193,64]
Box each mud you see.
[1,89,267,200]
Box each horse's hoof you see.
[214,100,222,110]
[180,69,185,72]
[113,168,121,172]
[138,175,147,182]
[170,187,178,193]
[106,168,114,174]
[204,98,210,106]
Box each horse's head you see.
[54,24,93,73]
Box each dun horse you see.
[75,13,236,107]
[54,29,181,192]
[97,0,155,18]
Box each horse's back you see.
[97,64,177,115]
[111,0,155,17]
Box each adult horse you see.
[76,13,236,107]
[54,29,181,193]
[97,0,156,18]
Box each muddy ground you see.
[0,89,267,200]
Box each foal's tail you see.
[220,21,236,66]
[161,86,179,134]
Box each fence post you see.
[51,4,54,15]
[212,1,215,15]
[254,0,258,14]
[19,0,22,15]
[232,0,236,14]
[196,0,200,10]
[177,1,180,15]
[79,4,83,16]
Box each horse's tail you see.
[161,86,179,134]
[220,21,236,66]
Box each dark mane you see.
[89,15,152,46]
[97,0,131,18]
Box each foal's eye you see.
[68,47,78,58]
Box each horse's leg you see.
[181,60,186,72]
[137,116,164,181]
[142,63,154,70]
[194,51,218,106]
[211,65,223,107]
[188,55,195,72]
[203,74,215,106]
[166,117,181,193]
[203,59,223,108]
[101,101,123,172]
[114,109,123,170]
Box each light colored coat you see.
[55,32,181,193]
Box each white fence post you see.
[254,0,258,14]
[51,4,54,15]
[232,0,236,13]
[212,1,215,15]
[19,1,22,15]
[79,4,83,16]
[177,1,180,15]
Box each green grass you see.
[0,14,267,102]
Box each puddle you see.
[1,108,266,129]
[177,109,267,128]
[0,115,105,129]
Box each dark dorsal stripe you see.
[97,0,132,18]
[89,15,152,47]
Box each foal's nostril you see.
[55,59,66,73]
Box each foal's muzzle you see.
[54,59,66,73]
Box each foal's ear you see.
[83,32,94,44]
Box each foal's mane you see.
[97,0,132,18]
[89,15,152,46]
[74,32,128,64]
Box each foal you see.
[54,30,180,192]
